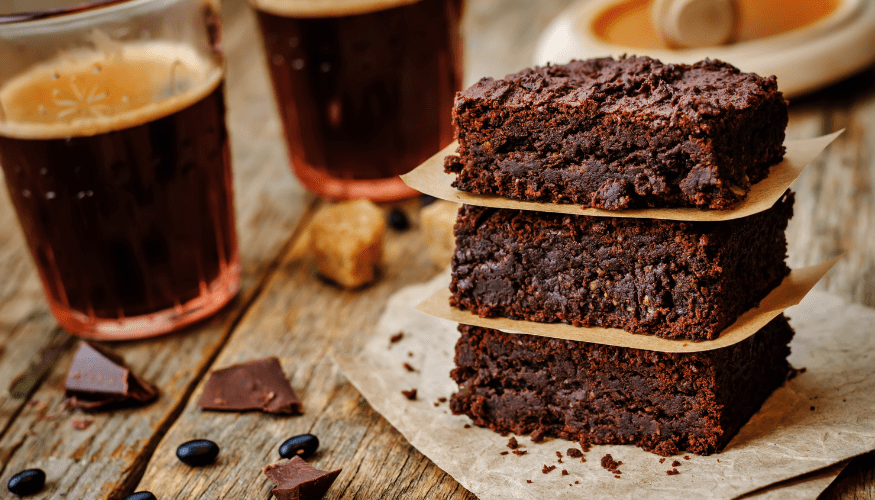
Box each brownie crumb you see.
[575,481,580,484]
[614,475,621,479]
[71,416,94,430]
[512,449,527,456]
[600,454,622,474]
[390,332,404,344]
[433,402,439,407]
[500,451,509,455]
[407,352,413,357]
[404,363,416,372]
[531,428,547,442]
[659,458,666,464]
[526,480,532,484]
[438,397,447,403]
[684,456,690,460]
[672,460,681,467]
[542,465,556,474]
[566,448,583,458]
[580,442,591,453]
[464,424,471,429]
[556,451,564,463]
[561,469,569,476]
[507,437,519,449]
[401,389,417,400]
[667,468,680,476]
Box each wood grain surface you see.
[0,0,873,499]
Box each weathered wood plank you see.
[785,65,875,308]
[135,201,477,499]
[0,1,311,497]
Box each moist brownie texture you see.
[450,317,794,456]
[450,191,793,341]
[444,56,788,210]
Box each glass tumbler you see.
[251,0,464,201]
[0,0,240,339]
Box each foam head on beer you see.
[251,0,425,18]
[0,40,222,140]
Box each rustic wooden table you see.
[0,0,873,498]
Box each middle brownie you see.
[450,191,793,341]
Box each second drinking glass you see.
[252,0,464,201]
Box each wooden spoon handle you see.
[651,0,738,48]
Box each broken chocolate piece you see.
[263,456,341,500]
[197,357,302,414]
[65,342,158,409]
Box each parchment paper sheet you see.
[335,274,875,500]
[416,258,839,353]
[400,131,842,222]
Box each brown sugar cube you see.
[420,200,458,268]
[311,200,385,288]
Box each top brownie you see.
[444,56,788,210]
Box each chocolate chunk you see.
[65,342,157,409]
[263,457,341,500]
[197,357,302,414]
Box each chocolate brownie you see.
[450,316,795,456]
[450,190,793,341]
[444,56,788,210]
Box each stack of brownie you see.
[442,56,794,456]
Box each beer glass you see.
[251,0,464,201]
[0,0,240,339]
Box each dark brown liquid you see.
[0,83,237,319]
[256,0,463,185]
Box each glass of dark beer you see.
[252,0,464,201]
[0,0,240,339]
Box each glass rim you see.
[0,0,136,25]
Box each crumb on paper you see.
[672,460,681,467]
[580,442,591,452]
[561,469,569,476]
[401,389,417,400]
[433,402,440,407]
[575,481,580,484]
[566,448,583,458]
[659,458,666,463]
[390,332,404,344]
[542,465,556,474]
[684,455,690,460]
[507,437,519,449]
[463,424,471,429]
[438,397,447,403]
[512,449,527,456]
[555,451,563,463]
[600,454,622,474]
[526,480,532,484]
[500,451,509,455]
[614,475,621,479]
[311,200,385,288]
[407,352,413,358]
[667,468,680,475]
[403,363,415,372]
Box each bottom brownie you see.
[450,317,794,456]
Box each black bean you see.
[124,492,158,500]
[388,209,410,231]
[7,468,46,497]
[176,439,219,466]
[279,434,319,459]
